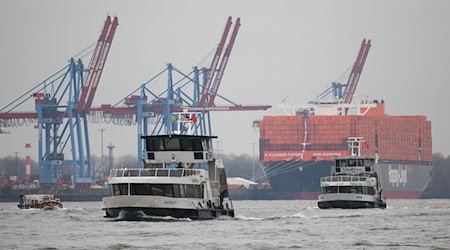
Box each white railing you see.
[109,168,201,178]
[321,175,368,183]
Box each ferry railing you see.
[109,168,202,178]
[192,198,234,211]
[321,176,369,183]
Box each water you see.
[1,199,449,249]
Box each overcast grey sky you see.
[1,1,449,161]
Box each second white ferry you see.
[318,138,387,209]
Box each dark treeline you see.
[0,155,38,180]
[422,153,450,198]
[222,153,255,180]
[91,154,138,181]
[0,154,138,183]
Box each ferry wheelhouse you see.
[102,134,234,220]
[318,138,386,209]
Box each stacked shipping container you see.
[259,103,432,163]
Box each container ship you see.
[256,39,433,200]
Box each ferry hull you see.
[318,200,386,209]
[265,160,432,200]
[318,192,386,209]
[103,207,234,220]
[102,195,234,220]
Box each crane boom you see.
[76,16,112,113]
[85,16,119,112]
[342,39,371,104]
[199,17,232,106]
[208,17,241,106]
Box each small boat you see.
[102,133,235,220]
[318,138,386,209]
[18,194,63,209]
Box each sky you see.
[0,0,449,162]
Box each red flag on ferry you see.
[190,114,198,123]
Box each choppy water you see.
[1,199,450,249]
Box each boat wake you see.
[135,214,192,222]
[61,207,83,212]
[234,212,310,221]
[107,210,193,222]
[20,207,64,212]
[215,215,234,220]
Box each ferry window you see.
[120,184,128,195]
[323,187,334,193]
[184,184,204,199]
[180,139,193,151]
[158,140,165,150]
[163,185,174,197]
[339,186,351,193]
[131,184,151,195]
[178,139,203,151]
[146,139,163,151]
[329,186,338,193]
[179,184,186,198]
[123,184,204,198]
[192,139,203,151]
[165,138,180,151]
[348,159,363,166]
[184,185,193,198]
[111,184,128,195]
[367,187,375,195]
[350,186,357,193]
[151,185,164,196]
[195,185,202,198]
[146,139,154,151]
[173,184,181,198]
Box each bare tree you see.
[425,153,450,197]
[0,155,26,179]
[222,153,253,179]
[90,155,103,180]
[115,155,138,169]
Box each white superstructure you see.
[102,134,234,220]
[318,138,386,209]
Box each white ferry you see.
[102,134,234,220]
[318,138,386,209]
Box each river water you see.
[1,199,449,249]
